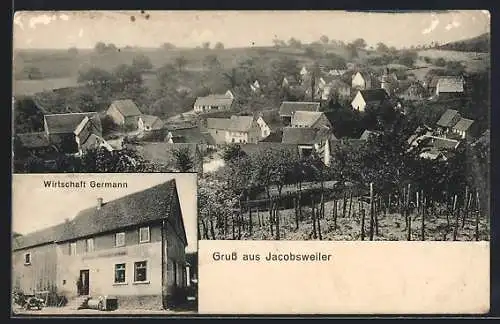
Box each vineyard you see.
[198,183,489,241]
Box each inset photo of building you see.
[11,173,198,316]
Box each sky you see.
[13,10,490,50]
[12,173,198,253]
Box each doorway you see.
[78,270,90,296]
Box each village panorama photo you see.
[11,10,490,243]
[11,173,198,315]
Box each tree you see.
[172,146,195,172]
[346,43,359,59]
[132,54,153,72]
[202,42,211,49]
[13,96,45,134]
[288,37,302,48]
[77,67,115,85]
[398,50,418,67]
[272,39,287,48]
[434,57,446,67]
[304,47,317,58]
[203,54,221,71]
[222,68,239,89]
[113,64,143,86]
[376,42,389,53]
[320,35,329,45]
[174,56,188,73]
[156,63,177,87]
[352,38,367,49]
[214,42,224,50]
[222,144,247,162]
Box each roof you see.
[12,223,67,251]
[239,143,299,158]
[436,109,460,128]
[109,99,142,117]
[282,127,335,145]
[194,94,234,107]
[80,133,105,151]
[421,136,461,150]
[472,129,490,147]
[227,116,255,132]
[206,118,232,130]
[452,118,474,132]
[283,75,299,85]
[168,127,213,144]
[279,101,321,116]
[206,116,255,132]
[437,77,464,93]
[57,179,187,245]
[140,115,164,130]
[16,132,50,149]
[259,130,283,143]
[358,89,389,103]
[44,112,100,135]
[291,111,325,127]
[359,130,382,140]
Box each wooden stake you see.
[348,192,353,218]
[421,196,426,241]
[361,206,366,241]
[452,194,459,241]
[369,183,374,241]
[475,191,480,241]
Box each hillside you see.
[436,33,490,53]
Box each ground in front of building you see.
[12,305,197,316]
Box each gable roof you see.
[282,127,335,144]
[291,111,325,127]
[259,130,283,143]
[109,99,142,117]
[206,117,232,130]
[283,75,299,85]
[239,143,299,158]
[436,76,464,93]
[12,222,67,251]
[16,132,50,149]
[57,179,187,245]
[194,94,234,107]
[436,109,460,127]
[44,112,100,135]
[140,115,164,130]
[452,118,474,132]
[227,115,255,132]
[279,101,321,116]
[358,89,389,103]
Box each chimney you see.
[97,198,103,210]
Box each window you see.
[134,261,147,282]
[172,261,177,286]
[24,253,31,265]
[70,242,77,256]
[85,238,94,253]
[139,227,150,243]
[115,232,125,247]
[114,264,126,283]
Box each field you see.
[417,49,490,73]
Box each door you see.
[79,270,90,296]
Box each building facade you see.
[12,180,189,310]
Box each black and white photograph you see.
[11,173,198,315]
[192,10,491,241]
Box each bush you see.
[434,57,446,67]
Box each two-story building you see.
[291,111,333,129]
[206,115,267,144]
[351,89,390,112]
[193,91,235,113]
[436,109,474,139]
[12,179,189,310]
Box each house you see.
[318,138,366,167]
[282,127,336,158]
[435,109,463,136]
[12,179,189,310]
[417,136,461,161]
[279,101,321,125]
[258,130,284,143]
[250,80,261,93]
[206,115,263,144]
[428,76,465,97]
[138,115,164,132]
[165,126,216,148]
[291,111,333,129]
[351,71,373,90]
[380,68,398,95]
[106,100,142,129]
[300,66,309,78]
[44,112,106,155]
[451,117,474,139]
[193,92,234,113]
[351,89,390,111]
[399,82,428,101]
